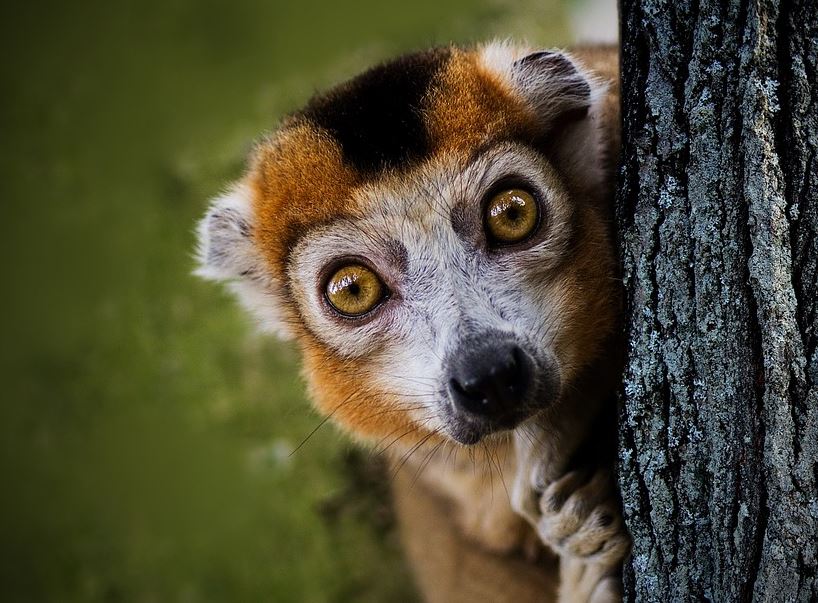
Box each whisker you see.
[481,441,495,505]
[489,441,511,503]
[410,438,446,488]
[391,429,438,480]
[288,389,360,456]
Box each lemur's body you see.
[197,42,628,602]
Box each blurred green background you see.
[0,1,578,601]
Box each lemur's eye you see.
[325,264,385,317]
[484,188,539,245]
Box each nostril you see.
[449,377,492,417]
[510,345,524,373]
[511,345,522,365]
[449,378,466,397]
[449,378,481,401]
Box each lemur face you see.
[198,42,618,446]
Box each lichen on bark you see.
[616,0,818,600]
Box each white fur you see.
[196,184,293,339]
[478,41,608,116]
[288,143,581,436]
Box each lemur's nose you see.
[448,341,532,419]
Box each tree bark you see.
[616,0,818,600]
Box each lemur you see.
[196,42,629,602]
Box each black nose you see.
[448,341,532,419]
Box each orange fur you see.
[251,124,360,282]
[300,343,422,442]
[427,48,534,155]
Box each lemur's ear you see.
[196,185,259,281]
[510,50,594,127]
[481,42,611,199]
[196,184,293,339]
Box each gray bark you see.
[616,0,818,600]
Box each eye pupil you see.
[485,188,539,245]
[325,263,385,317]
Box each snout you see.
[444,334,558,444]
[448,342,531,419]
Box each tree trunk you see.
[616,0,818,600]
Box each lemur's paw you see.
[536,468,630,566]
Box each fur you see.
[196,41,628,602]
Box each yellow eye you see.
[485,188,539,244]
[325,264,385,317]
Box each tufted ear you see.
[480,42,613,201]
[480,42,604,133]
[196,184,259,281]
[510,50,595,127]
[195,184,293,339]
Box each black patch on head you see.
[299,48,451,174]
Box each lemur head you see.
[197,42,619,447]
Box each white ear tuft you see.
[511,50,593,121]
[196,184,259,282]
[195,184,294,339]
[480,42,606,131]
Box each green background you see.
[0,1,571,600]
